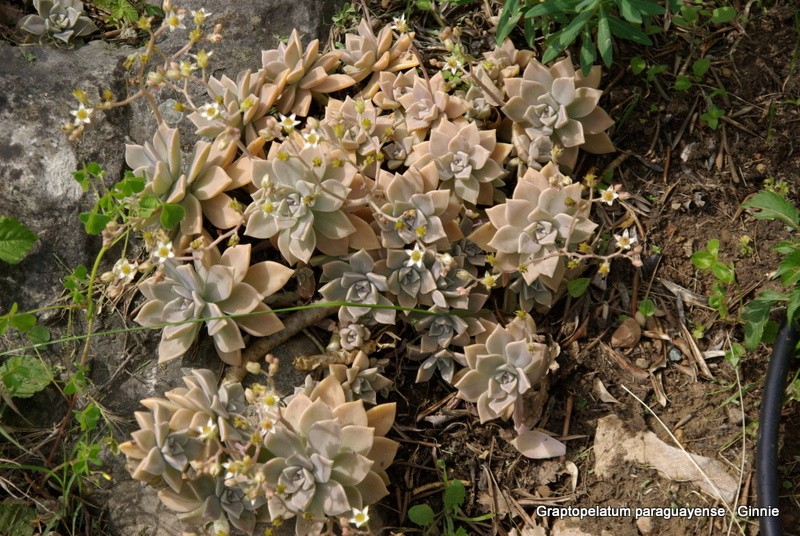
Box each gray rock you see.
[128,0,345,144]
[0,40,133,311]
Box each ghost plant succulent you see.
[453,315,561,462]
[263,375,398,535]
[242,137,377,264]
[125,124,244,236]
[410,118,511,206]
[19,0,98,44]
[329,351,392,405]
[318,249,396,326]
[469,162,596,309]
[502,57,615,170]
[134,244,293,365]
[261,29,356,117]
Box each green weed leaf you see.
[742,191,800,230]
[711,262,735,284]
[408,504,436,526]
[743,289,786,349]
[597,8,613,66]
[692,58,711,78]
[444,480,466,514]
[0,499,36,536]
[674,75,692,90]
[711,6,736,24]
[75,403,101,432]
[0,217,38,264]
[691,251,714,270]
[638,298,656,317]
[160,203,186,230]
[567,277,591,298]
[0,356,52,399]
[79,212,112,235]
[630,55,646,74]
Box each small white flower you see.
[350,506,370,528]
[391,14,409,33]
[197,418,218,441]
[191,50,213,69]
[112,259,138,283]
[598,261,611,277]
[261,390,280,410]
[600,188,619,205]
[405,243,425,269]
[153,240,175,264]
[480,271,497,290]
[70,103,93,126]
[259,416,276,438]
[613,228,637,250]
[278,113,300,132]
[443,54,464,75]
[199,102,222,120]
[164,10,185,31]
[303,128,322,148]
[191,8,211,25]
[179,60,196,77]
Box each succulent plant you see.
[414,348,466,384]
[396,72,467,134]
[453,317,558,424]
[339,18,418,96]
[318,249,396,326]
[469,163,596,306]
[134,244,293,365]
[372,70,417,111]
[410,118,511,206]
[188,70,274,143]
[502,57,614,170]
[329,351,392,405]
[125,124,244,236]
[338,323,371,351]
[242,137,378,264]
[261,29,356,117]
[374,168,460,249]
[19,0,98,44]
[263,375,398,535]
[479,39,534,83]
[118,402,202,492]
[376,246,438,309]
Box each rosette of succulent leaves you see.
[111,10,635,533]
[18,0,98,45]
[120,370,398,536]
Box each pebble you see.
[637,516,654,534]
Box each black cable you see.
[757,319,800,536]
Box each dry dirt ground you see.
[372,1,800,535]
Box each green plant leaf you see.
[724,342,745,367]
[496,0,521,42]
[630,55,646,74]
[707,239,720,257]
[0,356,52,399]
[742,191,800,230]
[712,262,735,284]
[160,203,186,230]
[567,277,591,298]
[556,8,594,49]
[79,212,112,235]
[75,403,101,432]
[607,16,652,45]
[416,0,432,10]
[579,27,596,75]
[597,7,613,66]
[444,480,466,514]
[408,504,435,527]
[0,217,38,264]
[787,288,800,326]
[743,290,786,349]
[691,251,714,270]
[26,325,50,345]
[775,252,800,287]
[10,313,36,333]
[638,298,656,317]
[0,500,36,536]
[674,75,692,90]
[711,6,736,24]
[112,0,139,21]
[692,58,711,78]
